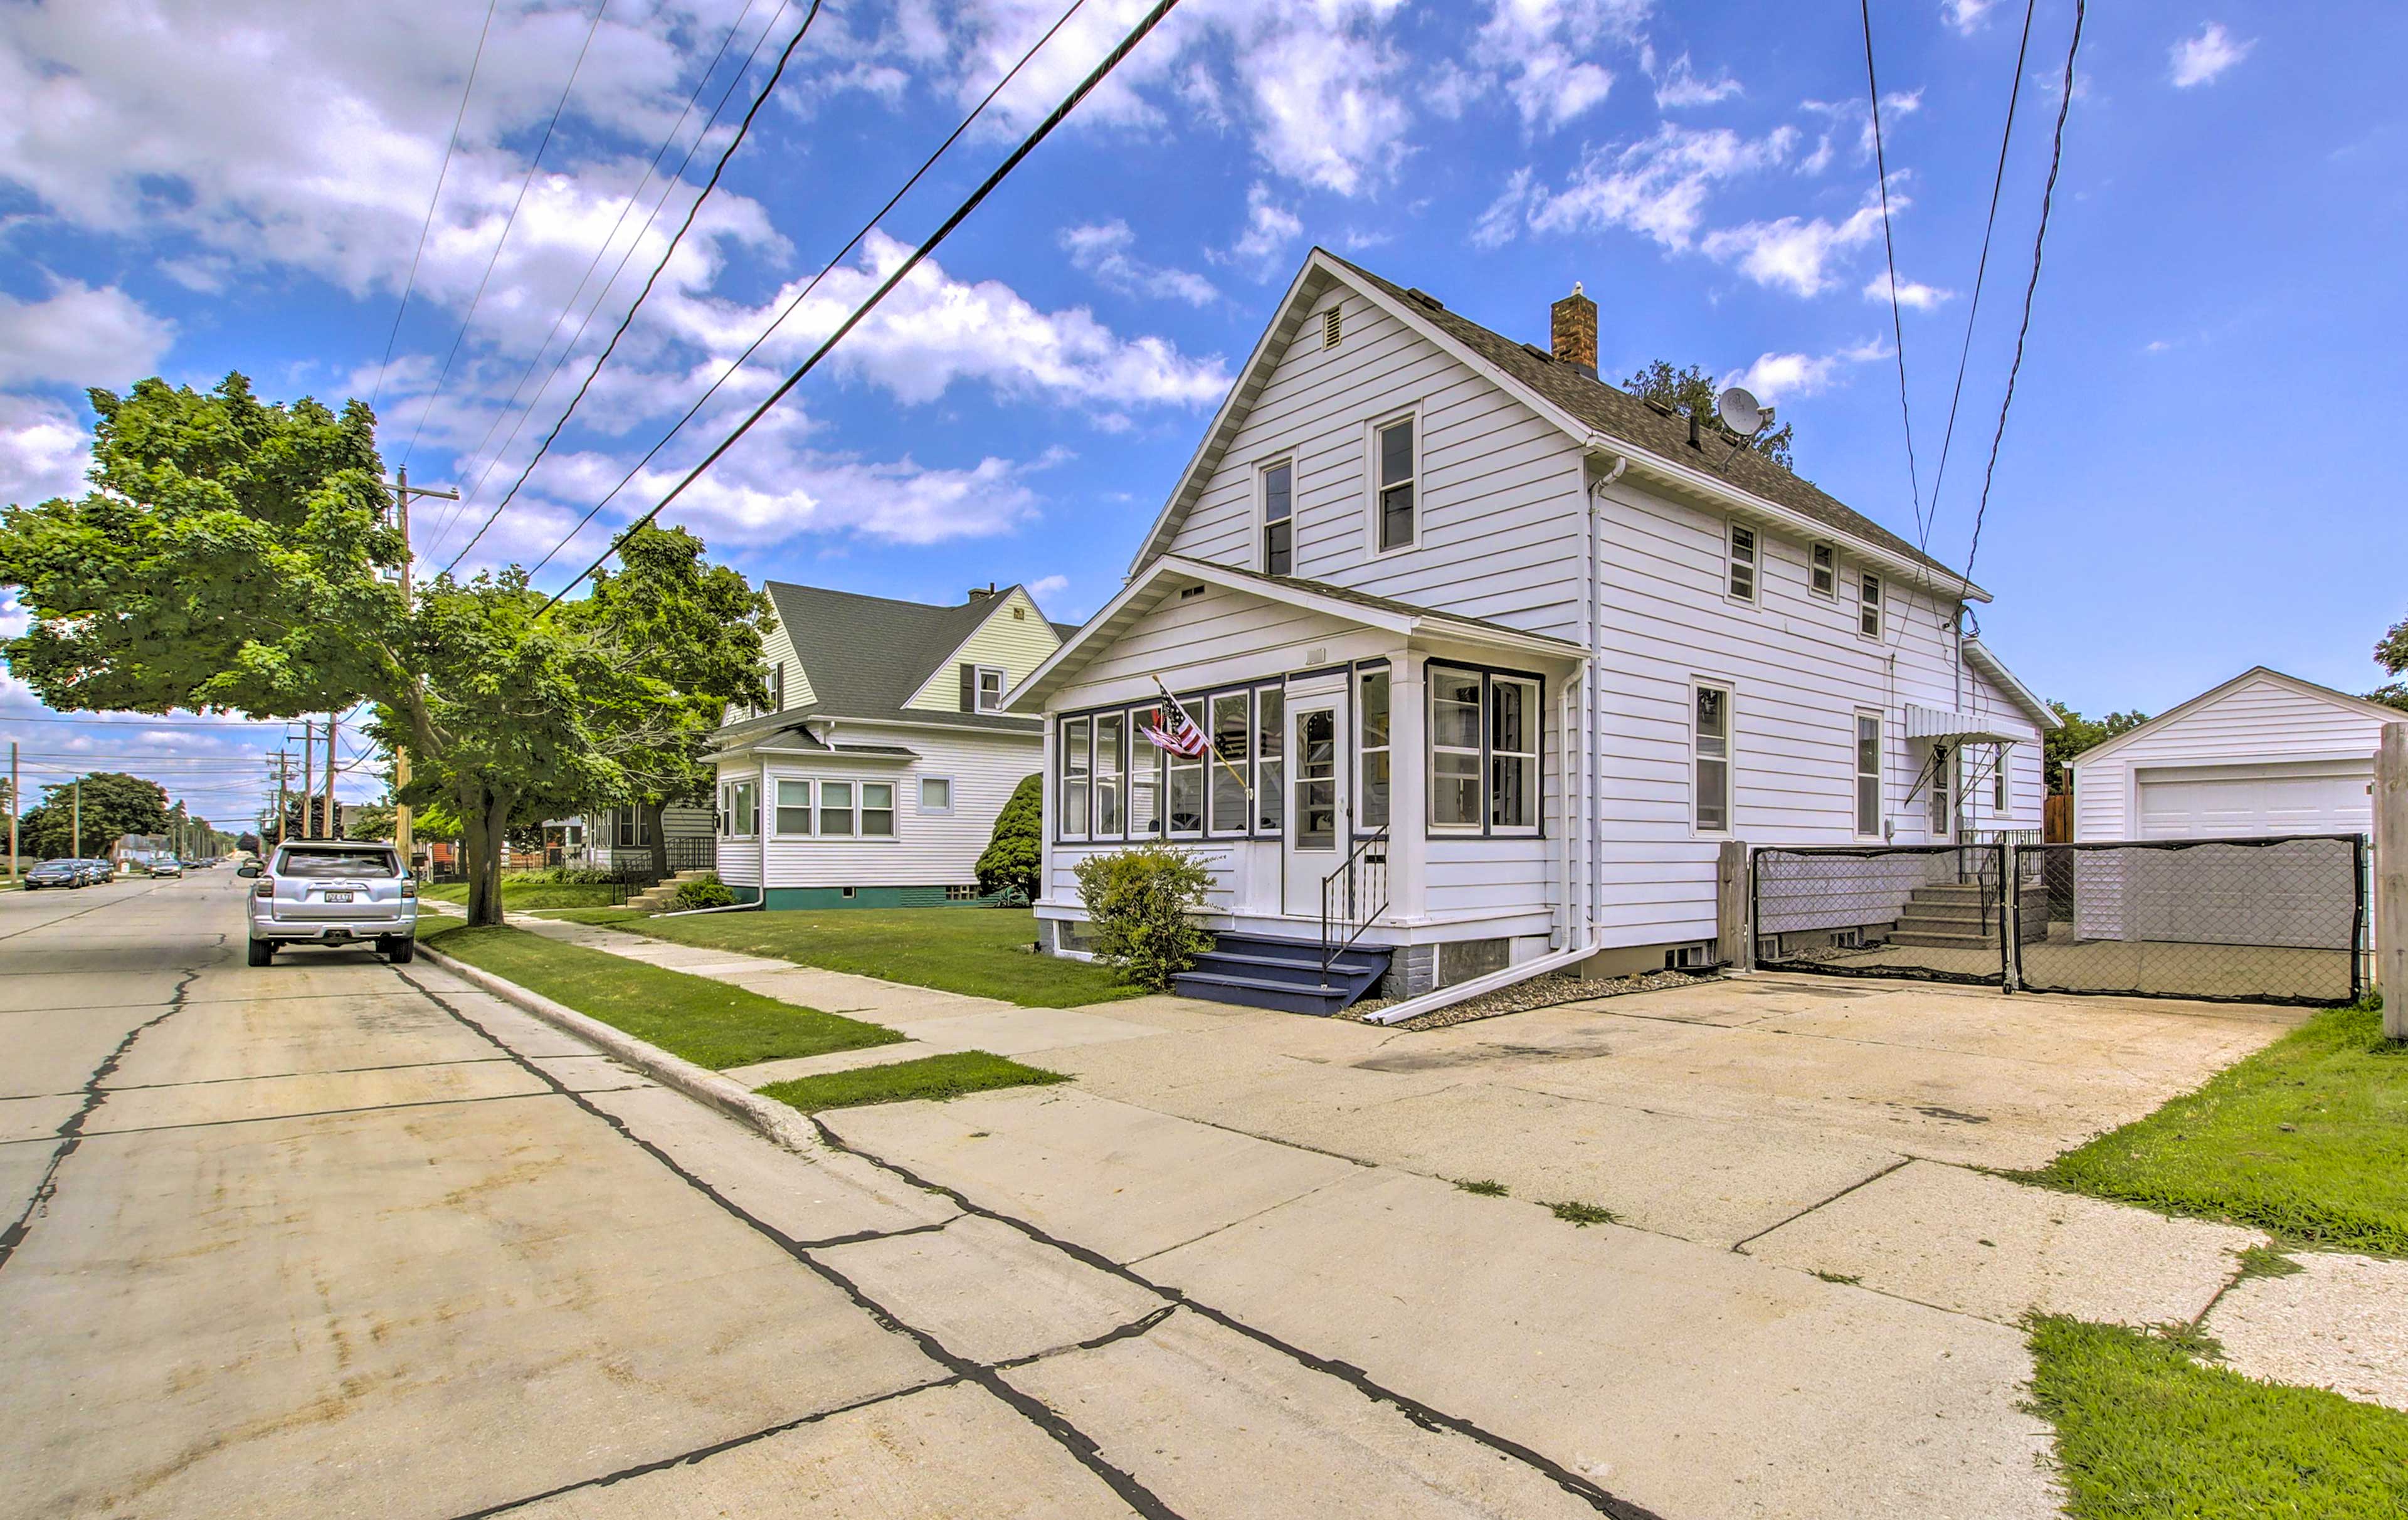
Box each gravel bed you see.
[1352,967,1718,1032]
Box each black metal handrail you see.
[1321,827,1389,977]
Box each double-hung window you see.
[1254,687,1283,833]
[1129,707,1163,836]
[1208,693,1249,835]
[974,666,1005,713]
[1859,573,1883,638]
[776,779,813,835]
[1727,522,1758,603]
[862,783,895,837]
[1927,744,1953,837]
[1854,713,1882,837]
[819,781,855,837]
[1490,676,1538,831]
[1094,714,1124,836]
[1993,747,2009,813]
[1427,666,1541,836]
[1694,683,1731,833]
[1429,668,1483,831]
[1059,717,1090,839]
[1356,667,1390,830]
[1261,460,1294,576]
[1810,542,1837,598]
[1373,413,1415,552]
[1166,700,1205,835]
[720,779,759,838]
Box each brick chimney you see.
[1550,282,1597,377]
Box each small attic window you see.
[1012,605,1027,620]
[1321,305,1342,349]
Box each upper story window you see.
[1810,542,1837,599]
[1261,460,1294,576]
[770,661,786,710]
[1694,683,1731,833]
[1726,522,1758,604]
[1858,572,1884,639]
[973,665,1005,712]
[1373,413,1416,554]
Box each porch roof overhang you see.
[1005,555,1588,713]
[1905,704,2025,747]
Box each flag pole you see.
[1151,675,1252,800]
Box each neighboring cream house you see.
[710,581,1069,907]
[1010,249,2057,1014]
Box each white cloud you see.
[1026,573,1069,599]
[0,394,92,505]
[1462,0,1648,134]
[1059,220,1218,305]
[1647,48,1741,109]
[0,282,176,388]
[1724,337,1886,402]
[2170,23,2254,88]
[1220,182,1306,273]
[1941,1,1998,35]
[1862,270,1954,310]
[1530,123,1798,251]
[1471,166,1536,250]
[1703,199,1891,297]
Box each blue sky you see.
[1,0,2400,830]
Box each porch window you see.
[1490,676,1538,832]
[1129,706,1163,835]
[1262,460,1293,576]
[776,779,813,835]
[1428,668,1484,831]
[1810,542,1837,599]
[1374,414,1415,552]
[862,783,895,838]
[1694,683,1730,833]
[1357,667,1390,829]
[1254,687,1283,833]
[1209,692,1250,834]
[1094,714,1124,837]
[1060,717,1090,839]
[1166,699,1204,835]
[721,779,758,839]
[820,781,856,837]
[1854,714,1881,837]
[1727,522,1758,604]
[1859,573,1883,639]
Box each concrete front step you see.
[1169,969,1354,1016]
[1888,931,2003,950]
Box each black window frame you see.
[1260,457,1294,577]
[1424,660,1547,840]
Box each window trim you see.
[1725,520,1759,606]
[1809,541,1838,600]
[1355,665,1391,833]
[1425,660,1547,840]
[719,778,760,841]
[1365,404,1422,557]
[1051,675,1295,845]
[1992,746,2009,815]
[774,778,814,837]
[860,781,896,839]
[1058,716,1091,843]
[1692,680,1733,837]
[917,775,954,815]
[1857,571,1884,640]
[1853,710,1883,838]
[1205,690,1252,838]
[1258,455,1296,577]
[973,665,1006,713]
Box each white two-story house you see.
[1008,250,2057,1013]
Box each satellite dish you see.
[1716,386,1765,438]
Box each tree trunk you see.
[459,782,514,928]
[642,798,668,880]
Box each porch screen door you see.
[1282,679,1348,915]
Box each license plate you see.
[322,890,353,904]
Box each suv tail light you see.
[253,877,273,898]
[400,880,417,898]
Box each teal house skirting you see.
[727,884,1005,910]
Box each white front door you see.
[1283,686,1348,916]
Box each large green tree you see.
[18,771,169,860]
[2043,702,2151,793]
[2369,612,2408,712]
[1625,360,1798,470]
[0,374,769,925]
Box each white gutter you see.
[1587,456,1625,961]
[1362,938,1598,1026]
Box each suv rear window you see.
[277,847,399,877]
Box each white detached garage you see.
[2071,667,2405,842]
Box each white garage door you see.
[2136,763,2372,840]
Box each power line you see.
[440,0,825,572]
[0,712,282,730]
[1859,0,1923,547]
[428,0,772,544]
[529,0,1095,576]
[540,0,1186,611]
[372,0,502,412]
[1958,0,2086,600]
[1926,0,2038,529]
[397,0,615,468]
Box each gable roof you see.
[2070,665,2407,770]
[1126,248,1987,603]
[1007,555,1587,712]
[1962,638,2062,732]
[756,582,1043,731]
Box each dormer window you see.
[1372,413,1416,553]
[976,666,1005,712]
[1261,459,1294,576]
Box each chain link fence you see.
[1751,843,2017,986]
[2015,835,2366,1007]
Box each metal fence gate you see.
[1750,833,2367,1007]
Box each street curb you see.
[419,946,825,1155]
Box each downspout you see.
[758,752,771,910]
[1587,456,1626,957]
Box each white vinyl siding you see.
[719,728,1040,893]
[901,587,1064,712]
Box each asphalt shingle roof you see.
[1320,251,1966,586]
[746,583,1042,733]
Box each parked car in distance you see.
[24,858,85,890]
[239,841,418,966]
[149,860,184,879]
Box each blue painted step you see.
[1172,931,1392,1016]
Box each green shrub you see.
[1072,843,1213,991]
[668,872,736,911]
[976,773,1043,904]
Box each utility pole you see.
[324,710,340,841]
[71,777,80,859]
[2377,725,2405,1042]
[296,720,316,838]
[384,466,456,874]
[6,741,16,882]
[272,749,291,849]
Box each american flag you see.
[1139,700,1210,759]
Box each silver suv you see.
[239,841,418,966]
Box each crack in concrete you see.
[0,1089,558,1145]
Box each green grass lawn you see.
[613,907,1139,1008]
[420,921,901,1070]
[421,881,625,910]
[758,1050,1067,1113]
[2029,1316,2408,1518]
[2017,1003,2408,1255]
[522,906,650,924]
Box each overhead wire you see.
[438,0,825,572]
[527,0,1096,577]
[396,0,616,468]
[1859,0,1923,547]
[539,0,1187,611]
[372,0,502,412]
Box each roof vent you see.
[1321,305,1342,349]
[1405,287,1445,311]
